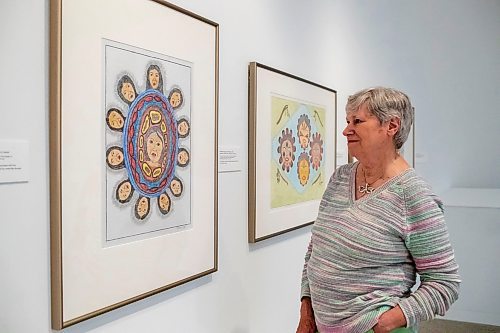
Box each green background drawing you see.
[271,96,326,208]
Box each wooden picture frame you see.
[248,62,337,243]
[49,0,218,329]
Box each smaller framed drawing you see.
[248,62,337,243]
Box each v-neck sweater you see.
[301,162,460,333]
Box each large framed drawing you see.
[248,62,337,243]
[49,0,218,329]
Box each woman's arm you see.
[398,188,461,327]
[297,239,316,333]
[300,238,313,299]
[297,297,317,333]
[372,305,407,333]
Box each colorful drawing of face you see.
[135,196,150,220]
[277,128,295,172]
[146,131,164,164]
[170,91,182,108]
[107,65,192,218]
[177,149,189,167]
[121,82,136,103]
[298,155,310,186]
[280,139,294,169]
[170,178,183,197]
[158,193,171,214]
[116,180,133,203]
[178,119,190,138]
[107,147,124,169]
[298,121,311,149]
[310,143,321,169]
[148,68,160,89]
[107,109,125,131]
[309,133,323,170]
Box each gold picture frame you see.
[248,62,337,243]
[49,0,218,329]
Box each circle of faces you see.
[107,68,190,220]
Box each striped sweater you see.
[301,162,460,333]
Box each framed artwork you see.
[248,62,337,243]
[49,0,218,329]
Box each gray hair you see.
[346,87,414,149]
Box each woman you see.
[146,64,164,93]
[297,87,460,333]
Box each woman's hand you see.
[372,305,406,333]
[296,297,317,333]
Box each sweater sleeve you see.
[398,186,461,327]
[300,238,313,299]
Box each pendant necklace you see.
[358,167,383,194]
[358,183,374,194]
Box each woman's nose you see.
[342,124,352,137]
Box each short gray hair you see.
[346,87,414,149]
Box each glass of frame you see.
[49,0,218,329]
[248,62,337,243]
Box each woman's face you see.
[108,148,123,166]
[280,139,293,168]
[298,122,310,149]
[342,103,389,158]
[121,82,135,102]
[148,69,160,89]
[298,159,310,185]
[146,132,163,163]
[170,91,181,108]
[118,181,132,201]
[108,110,124,130]
[170,179,182,196]
[178,150,189,165]
[158,193,170,212]
[311,143,321,167]
[136,197,149,218]
[178,120,189,136]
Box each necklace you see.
[358,166,384,194]
[358,182,374,194]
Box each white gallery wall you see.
[0,0,499,332]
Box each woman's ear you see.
[387,117,401,137]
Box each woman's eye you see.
[354,119,362,124]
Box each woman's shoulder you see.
[328,162,356,182]
[398,169,432,191]
[397,169,443,208]
[336,162,357,176]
